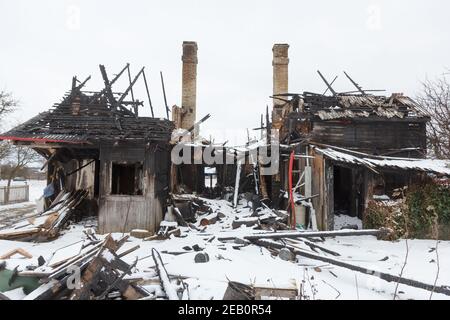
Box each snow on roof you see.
[313,145,450,176]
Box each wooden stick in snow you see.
[151,248,179,300]
[243,228,391,241]
[233,160,242,208]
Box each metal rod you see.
[187,113,211,133]
[317,70,337,96]
[142,71,154,118]
[74,75,91,92]
[322,75,338,95]
[116,67,144,109]
[343,71,366,95]
[160,71,170,119]
[127,68,135,103]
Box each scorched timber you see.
[218,228,390,242]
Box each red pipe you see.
[288,150,296,229]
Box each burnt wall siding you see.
[98,143,169,234]
[311,120,426,156]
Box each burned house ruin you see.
[266,44,450,230]
[1,41,449,237]
[0,65,174,234]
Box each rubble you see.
[15,235,148,300]
[0,40,449,301]
[0,190,88,242]
[130,229,152,239]
[0,194,450,299]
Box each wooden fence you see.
[0,185,30,205]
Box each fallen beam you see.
[285,238,340,257]
[254,239,450,297]
[151,248,179,300]
[217,228,390,242]
[243,228,390,241]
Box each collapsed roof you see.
[300,92,428,121]
[0,64,174,146]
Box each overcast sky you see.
[1,0,449,144]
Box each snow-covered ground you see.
[0,180,46,227]
[0,195,449,300]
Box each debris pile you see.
[3,235,147,300]
[0,190,88,242]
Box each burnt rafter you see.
[317,70,337,97]
[0,64,175,146]
[90,64,129,105]
[343,71,366,95]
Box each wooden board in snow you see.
[47,240,84,268]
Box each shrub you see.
[364,182,450,240]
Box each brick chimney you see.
[272,44,289,129]
[272,44,289,105]
[180,41,198,130]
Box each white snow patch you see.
[334,214,363,230]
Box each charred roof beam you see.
[343,71,366,95]
[317,70,337,97]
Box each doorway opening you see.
[333,165,363,230]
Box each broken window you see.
[111,162,143,195]
[204,166,217,189]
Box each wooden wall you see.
[310,151,334,231]
[98,142,169,234]
[66,159,96,198]
[311,120,427,156]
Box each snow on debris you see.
[0,196,449,300]
[314,146,450,176]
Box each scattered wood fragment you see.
[130,229,152,239]
[172,206,189,227]
[232,218,259,229]
[243,228,391,241]
[47,241,83,268]
[254,285,298,300]
[151,248,179,300]
[223,281,254,300]
[68,235,145,300]
[117,245,141,259]
[144,227,181,241]
[285,238,340,256]
[0,190,88,242]
[0,248,33,260]
[17,235,145,300]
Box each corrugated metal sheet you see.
[303,92,427,121]
[313,145,450,176]
[317,109,370,120]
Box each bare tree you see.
[0,91,16,117]
[415,73,450,159]
[4,145,41,203]
[0,141,11,161]
[0,91,18,162]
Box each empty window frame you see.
[111,162,144,195]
